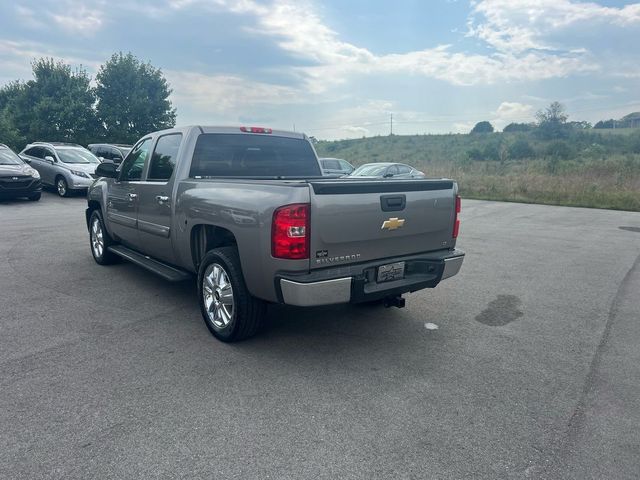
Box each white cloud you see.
[164,0,600,92]
[164,70,306,112]
[491,101,535,129]
[468,0,640,53]
[343,125,370,136]
[50,1,104,36]
[494,102,534,120]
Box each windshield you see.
[56,148,100,164]
[190,134,322,178]
[352,164,388,176]
[117,147,131,157]
[0,148,23,165]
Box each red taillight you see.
[240,126,272,134]
[453,194,461,238]
[272,203,310,259]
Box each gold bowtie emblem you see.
[381,217,405,230]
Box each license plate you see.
[377,261,405,283]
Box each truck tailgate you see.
[308,179,456,269]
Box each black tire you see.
[198,246,266,342]
[89,209,118,265]
[55,176,69,197]
[28,192,41,201]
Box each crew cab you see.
[86,126,464,342]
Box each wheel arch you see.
[86,200,101,230]
[190,224,238,272]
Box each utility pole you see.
[390,113,393,136]
[293,123,296,132]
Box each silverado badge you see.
[381,217,405,231]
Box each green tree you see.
[508,138,535,159]
[536,101,568,139]
[4,59,97,145]
[470,121,494,134]
[0,81,26,150]
[95,52,176,143]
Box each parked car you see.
[350,162,425,179]
[20,142,100,197]
[0,144,42,201]
[319,157,354,176]
[88,143,132,164]
[86,126,464,343]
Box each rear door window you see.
[397,165,411,174]
[148,133,182,181]
[190,134,321,178]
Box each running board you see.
[108,245,192,282]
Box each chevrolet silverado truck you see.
[86,126,464,342]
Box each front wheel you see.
[56,176,69,197]
[89,210,118,265]
[198,247,266,342]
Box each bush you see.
[470,121,494,134]
[545,141,572,159]
[509,138,535,159]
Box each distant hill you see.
[315,128,640,167]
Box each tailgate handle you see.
[380,194,406,212]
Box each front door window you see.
[119,138,152,181]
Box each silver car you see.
[319,157,355,176]
[350,162,425,179]
[19,142,100,197]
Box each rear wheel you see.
[198,247,266,342]
[89,210,118,265]
[56,176,69,197]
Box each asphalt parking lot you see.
[1,191,639,479]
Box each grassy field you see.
[315,130,640,212]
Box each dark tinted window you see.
[120,138,152,181]
[148,133,182,181]
[43,148,56,160]
[24,147,45,158]
[112,148,125,161]
[190,134,321,178]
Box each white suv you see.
[19,143,101,197]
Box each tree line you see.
[470,101,640,137]
[0,53,176,150]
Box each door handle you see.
[156,195,170,204]
[127,193,138,201]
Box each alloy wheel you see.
[202,263,234,328]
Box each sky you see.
[0,0,639,139]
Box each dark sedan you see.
[0,144,42,201]
[350,162,425,179]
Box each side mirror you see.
[95,162,118,178]
[44,155,55,164]
[383,173,394,178]
[22,157,31,164]
[98,156,105,162]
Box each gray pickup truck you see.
[86,126,464,342]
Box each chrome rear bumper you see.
[278,249,465,307]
